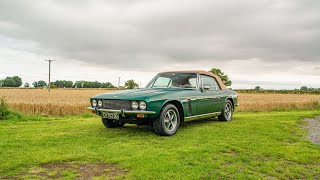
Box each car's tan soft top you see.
[161,70,227,90]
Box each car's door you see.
[195,75,224,115]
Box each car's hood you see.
[92,88,183,100]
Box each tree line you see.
[253,85,320,91]
[235,85,320,94]
[0,76,116,88]
[0,75,144,89]
[33,80,116,88]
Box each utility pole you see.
[117,77,121,88]
[45,59,55,92]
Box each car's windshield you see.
[146,73,197,88]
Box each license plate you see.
[103,112,119,120]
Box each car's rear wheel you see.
[218,99,233,121]
[102,118,125,128]
[153,104,180,136]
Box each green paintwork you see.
[90,80,238,123]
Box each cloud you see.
[0,0,319,89]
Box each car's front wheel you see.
[102,118,125,128]
[218,99,233,121]
[153,104,180,136]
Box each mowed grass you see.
[0,111,319,179]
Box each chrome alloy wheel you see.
[224,102,232,120]
[164,109,178,132]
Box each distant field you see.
[0,89,109,116]
[238,93,320,111]
[0,89,320,115]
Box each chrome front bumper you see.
[87,107,156,115]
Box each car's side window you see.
[188,78,197,88]
[201,75,221,90]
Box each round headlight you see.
[139,101,147,110]
[98,100,103,107]
[92,99,97,107]
[131,101,138,110]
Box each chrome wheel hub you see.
[225,103,232,120]
[164,109,178,132]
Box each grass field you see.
[1,111,319,179]
[1,89,320,116]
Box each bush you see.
[0,98,21,120]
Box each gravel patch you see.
[303,116,320,144]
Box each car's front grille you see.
[102,100,131,110]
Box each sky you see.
[0,0,319,89]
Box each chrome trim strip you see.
[87,107,156,115]
[184,112,221,121]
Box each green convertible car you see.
[88,70,239,136]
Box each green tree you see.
[209,68,232,86]
[255,86,261,91]
[101,82,115,88]
[1,76,23,87]
[73,81,85,88]
[2,77,16,87]
[73,81,114,88]
[52,80,73,88]
[300,86,308,91]
[32,81,37,87]
[125,80,139,89]
[24,82,30,87]
[12,76,22,87]
[82,81,101,88]
[49,83,57,89]
[33,80,47,88]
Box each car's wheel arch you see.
[160,100,185,123]
[225,97,235,111]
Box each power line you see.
[45,59,55,92]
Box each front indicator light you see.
[137,114,144,118]
[131,101,138,110]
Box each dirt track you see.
[303,116,320,144]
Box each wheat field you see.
[238,93,320,111]
[0,89,108,116]
[1,89,320,116]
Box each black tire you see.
[153,104,180,136]
[102,118,125,128]
[218,99,233,121]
